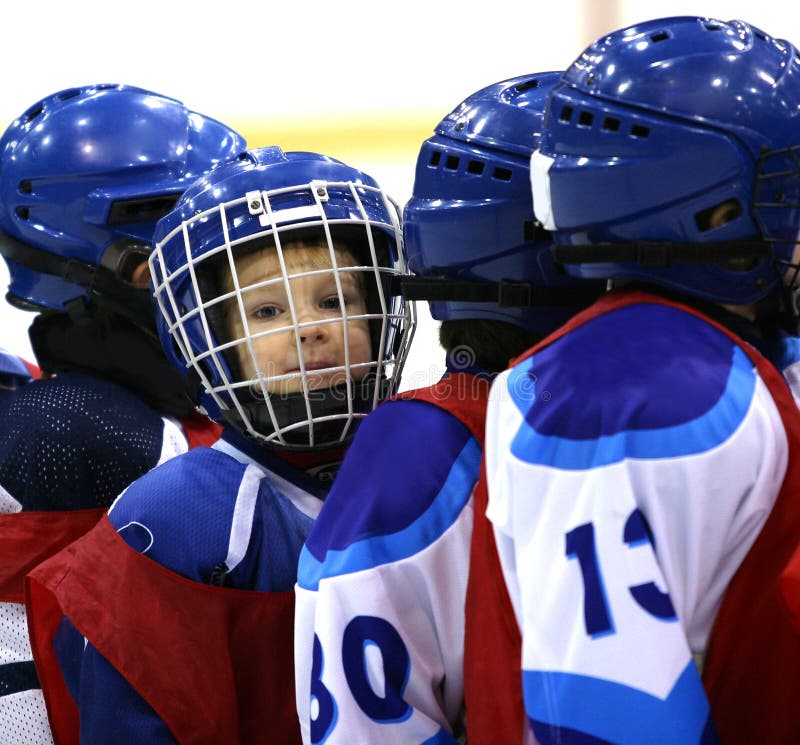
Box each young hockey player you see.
[476,16,800,744]
[25,146,413,744]
[293,72,602,745]
[0,83,244,745]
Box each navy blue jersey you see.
[0,371,187,512]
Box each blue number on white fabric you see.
[624,508,677,621]
[567,508,677,637]
[342,615,412,723]
[311,616,412,740]
[310,634,337,744]
[565,522,615,636]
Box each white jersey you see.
[484,295,788,743]
[295,380,488,745]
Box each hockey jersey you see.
[295,371,490,745]
[474,289,800,744]
[0,370,218,745]
[26,427,331,744]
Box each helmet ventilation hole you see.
[560,103,648,140]
[515,79,540,93]
[56,89,81,102]
[23,105,43,124]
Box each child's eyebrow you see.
[336,271,368,294]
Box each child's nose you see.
[298,314,329,344]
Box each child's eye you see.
[253,305,281,320]
[320,296,343,311]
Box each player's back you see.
[296,380,489,745]
[497,295,784,633]
[483,292,790,743]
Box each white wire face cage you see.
[150,179,416,449]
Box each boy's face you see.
[223,240,373,395]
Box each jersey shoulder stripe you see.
[505,305,757,468]
[297,435,481,591]
[302,399,473,559]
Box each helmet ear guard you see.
[0,229,158,326]
[99,240,153,287]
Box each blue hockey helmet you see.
[403,71,602,336]
[531,17,800,305]
[150,146,414,448]
[0,83,247,317]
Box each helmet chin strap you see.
[0,228,159,337]
[222,376,387,451]
[551,240,772,268]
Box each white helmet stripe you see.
[531,150,557,231]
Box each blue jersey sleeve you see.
[52,617,177,745]
[108,447,246,582]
